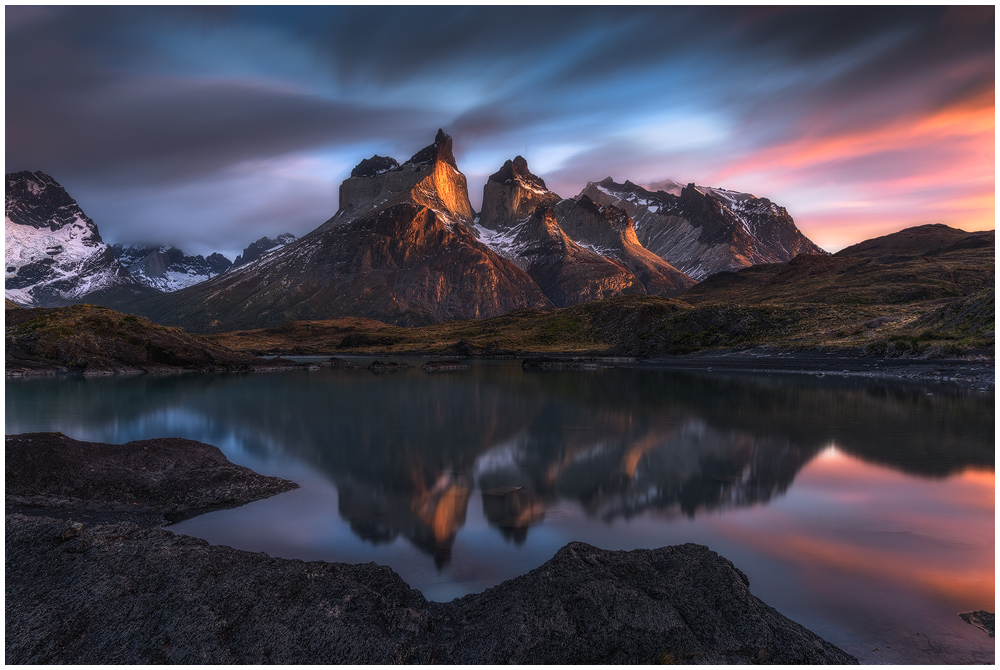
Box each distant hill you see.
[682,224,994,306]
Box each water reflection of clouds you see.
[715,448,994,609]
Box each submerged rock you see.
[420,359,469,372]
[367,360,411,373]
[521,356,599,370]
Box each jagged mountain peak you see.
[488,155,548,192]
[580,177,824,280]
[6,170,100,235]
[404,128,457,169]
[231,233,297,268]
[335,129,474,227]
[479,156,560,232]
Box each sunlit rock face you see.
[476,158,650,306]
[509,205,645,306]
[478,155,561,232]
[580,177,826,280]
[553,195,696,296]
[5,171,152,307]
[124,131,550,330]
[335,129,476,229]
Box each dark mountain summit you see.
[476,156,693,303]
[553,196,695,296]
[112,244,232,292]
[507,205,645,306]
[230,233,297,268]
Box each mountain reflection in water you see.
[6,361,993,663]
[7,362,992,565]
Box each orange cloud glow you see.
[712,88,995,250]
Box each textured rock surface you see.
[554,195,695,296]
[5,431,857,664]
[5,433,298,515]
[478,155,562,232]
[508,205,645,306]
[6,517,856,664]
[581,177,825,280]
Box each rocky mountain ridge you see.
[581,177,825,279]
[119,131,552,330]
[231,233,297,268]
[5,171,154,307]
[8,130,827,327]
[112,244,233,292]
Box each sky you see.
[6,5,995,258]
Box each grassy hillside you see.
[5,304,276,374]
[208,226,994,358]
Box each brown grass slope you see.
[5,304,277,375]
[208,224,994,358]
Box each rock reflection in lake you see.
[5,361,994,663]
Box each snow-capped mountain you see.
[581,178,826,280]
[5,171,153,307]
[111,244,232,292]
[231,233,297,269]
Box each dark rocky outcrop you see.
[959,610,995,638]
[350,154,401,178]
[4,431,857,664]
[420,359,469,372]
[230,233,297,269]
[5,519,856,664]
[368,360,412,373]
[5,433,297,518]
[521,355,599,370]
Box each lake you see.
[6,359,994,664]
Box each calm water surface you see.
[6,360,994,664]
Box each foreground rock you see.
[6,432,856,664]
[6,518,855,665]
[5,433,297,518]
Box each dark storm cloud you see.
[5,5,994,254]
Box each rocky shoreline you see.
[629,348,995,389]
[6,432,858,664]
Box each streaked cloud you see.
[5,6,993,257]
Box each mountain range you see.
[9,130,823,329]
